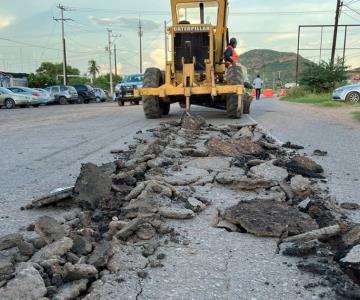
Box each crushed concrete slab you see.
[340,245,360,264]
[159,207,196,219]
[64,263,98,281]
[0,263,47,299]
[73,163,112,209]
[286,156,324,178]
[216,168,246,185]
[208,137,265,158]
[35,216,66,244]
[181,114,206,130]
[107,243,148,272]
[164,166,209,186]
[216,220,238,232]
[184,157,231,172]
[53,279,88,300]
[31,237,73,263]
[185,197,206,212]
[224,200,319,237]
[342,225,360,246]
[0,234,22,251]
[291,175,312,199]
[249,161,288,182]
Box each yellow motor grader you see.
[138,0,251,119]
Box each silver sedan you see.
[0,87,32,109]
[332,84,360,103]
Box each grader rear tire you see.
[142,68,162,119]
[226,66,244,119]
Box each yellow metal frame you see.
[136,0,244,106]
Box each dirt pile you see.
[0,115,359,299]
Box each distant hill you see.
[239,49,311,87]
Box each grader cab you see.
[139,0,250,119]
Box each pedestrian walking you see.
[253,75,263,100]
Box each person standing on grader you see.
[253,75,263,100]
[224,38,239,68]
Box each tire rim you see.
[349,93,360,103]
[6,100,13,108]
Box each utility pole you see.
[54,5,72,85]
[114,44,118,78]
[164,21,168,65]
[106,30,121,95]
[107,29,114,95]
[138,19,143,74]
[331,0,343,66]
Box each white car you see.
[332,84,360,103]
[0,87,32,109]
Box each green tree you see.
[28,73,57,88]
[36,62,80,80]
[93,74,122,91]
[88,60,100,81]
[300,58,348,93]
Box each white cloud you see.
[0,15,15,29]
[89,16,161,31]
[266,33,298,43]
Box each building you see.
[0,71,28,88]
[349,68,360,84]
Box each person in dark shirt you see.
[224,38,239,68]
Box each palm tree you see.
[88,60,100,81]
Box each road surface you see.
[0,99,359,299]
[1,99,359,233]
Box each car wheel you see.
[346,91,360,103]
[77,96,84,104]
[59,97,68,105]
[32,104,40,108]
[96,97,101,103]
[5,98,15,109]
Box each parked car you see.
[115,74,144,106]
[71,85,96,104]
[93,88,108,103]
[45,86,79,105]
[34,88,56,104]
[332,84,360,103]
[0,87,32,109]
[7,86,46,107]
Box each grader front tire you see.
[226,66,244,119]
[142,68,162,119]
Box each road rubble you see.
[0,115,359,299]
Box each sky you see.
[0,0,359,77]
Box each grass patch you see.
[282,93,360,108]
[353,112,360,123]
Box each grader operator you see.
[138,0,252,119]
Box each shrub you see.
[284,87,308,98]
[299,58,348,93]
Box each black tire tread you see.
[226,66,244,118]
[143,68,162,119]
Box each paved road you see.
[251,98,360,222]
[0,102,254,235]
[1,100,359,299]
[1,99,359,233]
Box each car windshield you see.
[66,86,77,92]
[0,87,13,94]
[122,75,144,83]
[176,1,218,25]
